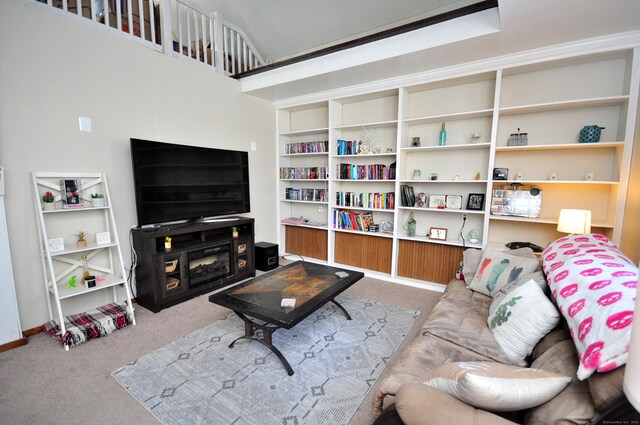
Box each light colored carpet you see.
[0,273,442,425]
[112,293,420,425]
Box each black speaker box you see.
[255,242,279,271]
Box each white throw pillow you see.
[468,247,540,296]
[421,361,571,411]
[488,279,560,359]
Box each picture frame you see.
[47,237,64,252]
[428,194,446,209]
[429,227,448,241]
[415,192,426,207]
[467,193,485,211]
[380,220,393,233]
[445,195,463,209]
[96,231,111,245]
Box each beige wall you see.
[0,1,276,330]
[621,97,640,265]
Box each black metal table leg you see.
[228,312,295,376]
[331,298,352,320]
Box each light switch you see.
[250,141,257,151]
[79,117,92,132]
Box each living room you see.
[1,0,640,424]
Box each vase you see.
[77,240,87,248]
[92,198,105,207]
[43,202,55,211]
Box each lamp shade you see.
[624,281,640,412]
[557,209,592,234]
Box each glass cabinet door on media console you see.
[490,51,636,248]
[277,102,330,261]
[329,90,399,274]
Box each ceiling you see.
[199,0,640,102]
[198,0,481,62]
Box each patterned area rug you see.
[112,293,420,425]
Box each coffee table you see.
[208,261,364,375]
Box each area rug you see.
[112,293,420,425]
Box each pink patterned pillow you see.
[542,234,637,380]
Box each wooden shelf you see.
[49,241,118,257]
[398,206,485,215]
[493,180,620,185]
[43,206,109,214]
[401,142,490,152]
[52,275,127,300]
[332,119,398,130]
[499,95,629,115]
[279,127,329,136]
[397,234,483,248]
[280,178,329,182]
[332,153,397,158]
[281,222,328,230]
[332,228,394,238]
[280,199,328,205]
[333,205,394,212]
[495,142,624,152]
[403,109,493,125]
[489,215,614,228]
[399,179,487,184]
[280,152,328,157]
[332,179,395,183]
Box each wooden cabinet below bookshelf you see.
[334,232,392,273]
[284,225,328,261]
[397,240,463,284]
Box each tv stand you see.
[132,217,255,312]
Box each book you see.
[60,179,84,208]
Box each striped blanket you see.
[43,303,133,348]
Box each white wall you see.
[0,0,277,331]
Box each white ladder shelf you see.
[31,172,136,350]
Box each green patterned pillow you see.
[487,279,560,359]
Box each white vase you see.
[43,202,55,211]
[92,198,105,207]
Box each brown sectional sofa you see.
[372,255,637,424]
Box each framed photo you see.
[467,193,485,210]
[428,194,446,209]
[445,195,463,209]
[48,237,64,252]
[96,231,111,245]
[429,227,448,241]
[415,192,426,208]
[380,220,393,233]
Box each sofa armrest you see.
[396,384,518,425]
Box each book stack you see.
[285,141,328,154]
[333,210,374,232]
[335,191,394,209]
[336,163,396,180]
[399,185,416,207]
[279,167,328,180]
[336,139,362,155]
[285,188,327,202]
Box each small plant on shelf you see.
[90,192,105,207]
[74,230,89,248]
[232,226,239,238]
[42,191,55,211]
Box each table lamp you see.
[625,281,640,412]
[557,209,591,234]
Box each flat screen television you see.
[130,138,250,226]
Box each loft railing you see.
[35,0,265,76]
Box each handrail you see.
[34,0,265,76]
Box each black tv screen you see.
[130,138,250,226]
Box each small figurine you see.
[67,275,77,288]
[359,143,370,154]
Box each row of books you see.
[336,163,396,180]
[335,191,395,209]
[336,139,362,156]
[280,167,329,180]
[285,188,327,202]
[285,141,328,154]
[333,209,374,232]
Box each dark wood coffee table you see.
[208,261,364,375]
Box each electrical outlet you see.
[463,213,468,220]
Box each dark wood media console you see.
[131,217,255,312]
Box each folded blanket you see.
[43,303,133,348]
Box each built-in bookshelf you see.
[276,49,639,286]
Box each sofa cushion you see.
[372,328,505,415]
[525,340,596,424]
[423,280,526,366]
[469,247,541,297]
[587,365,626,412]
[531,326,571,361]
[420,361,571,412]
[488,279,560,360]
[542,233,638,379]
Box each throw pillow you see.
[542,233,638,380]
[468,247,541,296]
[488,279,560,359]
[489,270,548,316]
[421,361,571,411]
[462,248,483,284]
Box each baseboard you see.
[0,337,28,353]
[22,325,43,337]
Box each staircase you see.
[37,0,265,76]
